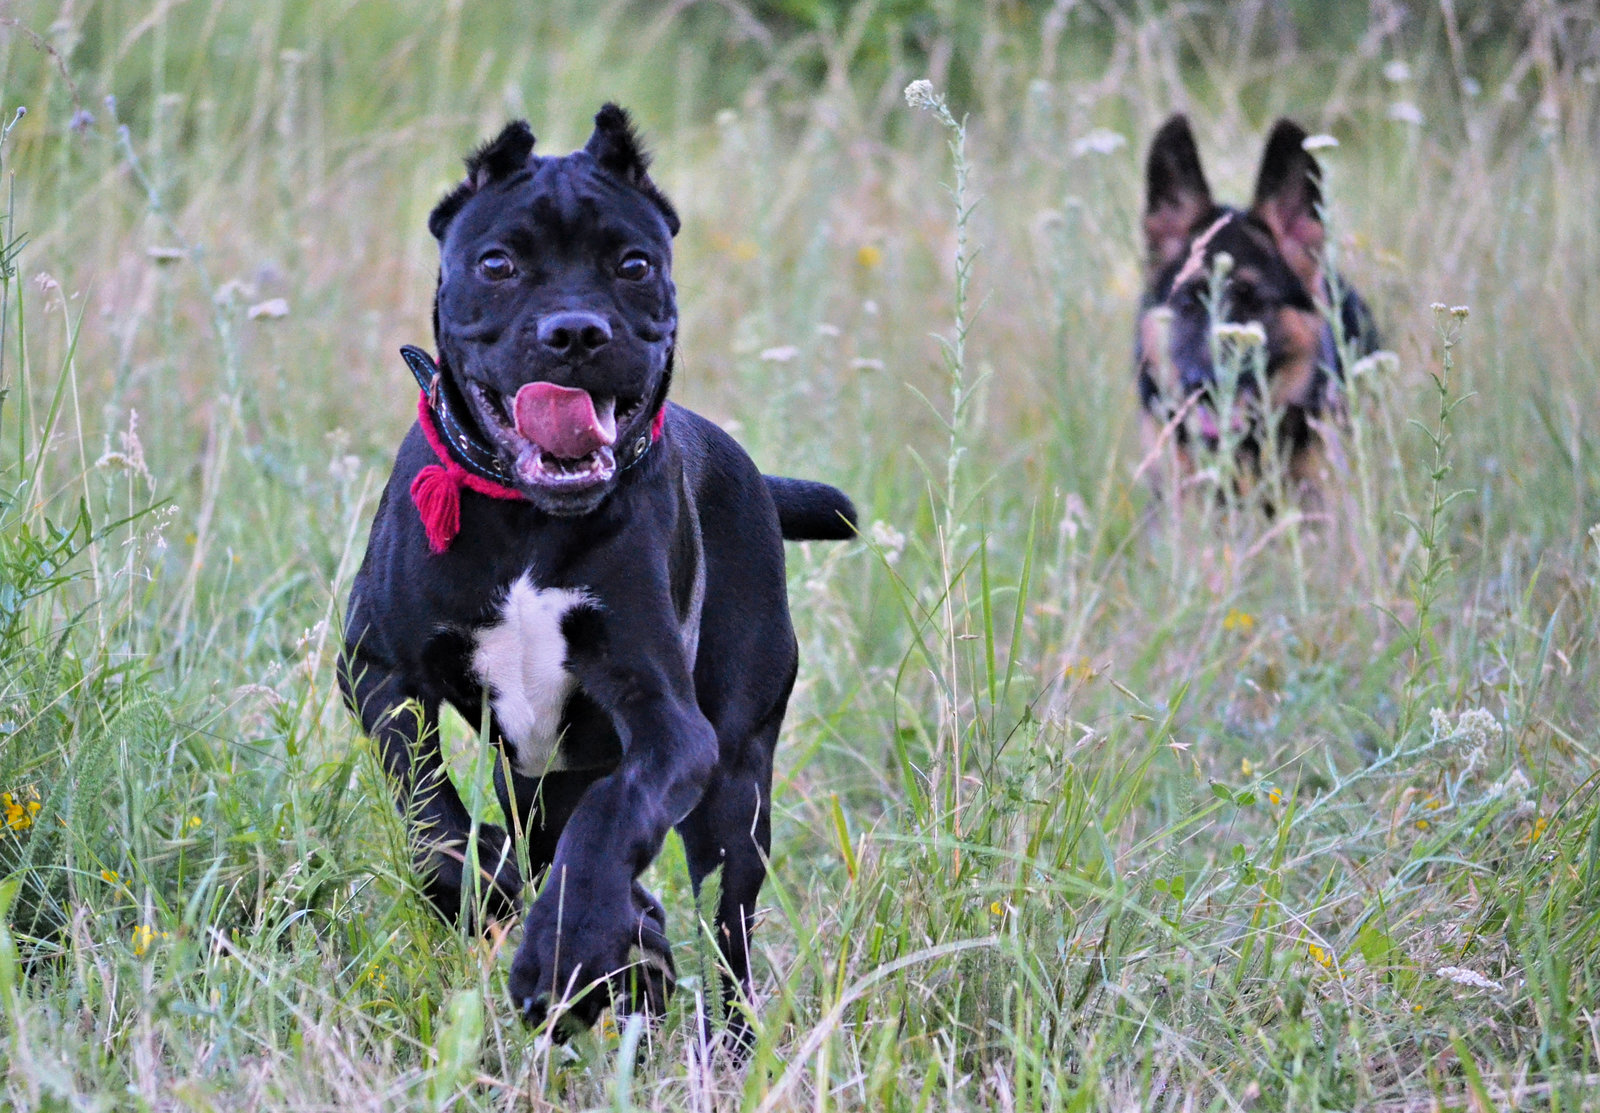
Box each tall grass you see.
[3,1,1599,1108]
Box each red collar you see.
[409,389,665,554]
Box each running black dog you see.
[340,106,855,1038]
[1136,114,1379,495]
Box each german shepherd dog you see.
[1136,114,1378,498]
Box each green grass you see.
[3,1,1599,1108]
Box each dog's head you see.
[427,105,680,515]
[1137,115,1329,446]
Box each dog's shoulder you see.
[658,403,787,542]
[661,404,765,490]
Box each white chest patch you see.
[471,575,589,777]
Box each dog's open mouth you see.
[465,378,647,491]
[1182,393,1253,448]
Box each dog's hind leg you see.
[675,719,778,1051]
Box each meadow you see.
[2,1,1598,1108]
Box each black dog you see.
[340,106,855,1038]
[1136,114,1379,495]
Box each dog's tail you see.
[765,476,857,541]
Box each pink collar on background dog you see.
[409,391,665,553]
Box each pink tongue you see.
[513,382,616,460]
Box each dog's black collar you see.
[400,345,658,481]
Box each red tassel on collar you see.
[409,392,667,554]
[410,393,524,553]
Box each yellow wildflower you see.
[3,787,42,832]
[1268,787,1283,807]
[188,816,202,829]
[132,924,169,957]
[1222,609,1255,633]
[1240,758,1255,777]
[1307,943,1332,969]
[101,870,120,884]
[856,244,884,270]
[1063,657,1096,682]
[989,900,1004,916]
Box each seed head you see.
[904,80,940,112]
[1436,966,1501,991]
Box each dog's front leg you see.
[507,609,713,1032]
[341,646,522,925]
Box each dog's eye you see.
[616,254,652,281]
[478,251,516,281]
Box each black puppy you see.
[1136,114,1379,495]
[340,106,855,1037]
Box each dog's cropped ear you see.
[1144,114,1214,276]
[1251,118,1325,290]
[585,104,681,237]
[428,121,537,240]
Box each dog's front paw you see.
[509,880,675,1036]
[417,823,523,928]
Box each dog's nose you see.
[537,312,612,357]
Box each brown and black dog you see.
[1136,114,1378,498]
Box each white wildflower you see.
[1382,60,1412,84]
[758,345,798,363]
[1430,707,1501,752]
[850,357,885,371]
[869,520,907,565]
[1212,321,1267,349]
[1302,133,1339,152]
[247,297,290,320]
[1436,966,1502,992]
[1485,767,1531,801]
[1388,102,1425,126]
[1070,128,1127,157]
[1456,707,1499,749]
[329,455,362,485]
[904,80,939,112]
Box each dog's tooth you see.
[595,396,617,443]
